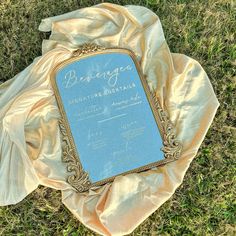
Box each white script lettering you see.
[62,65,133,89]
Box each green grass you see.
[0,0,235,235]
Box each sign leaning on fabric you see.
[50,43,182,192]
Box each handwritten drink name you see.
[62,65,132,89]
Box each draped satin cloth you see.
[0,3,219,236]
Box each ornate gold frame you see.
[50,43,182,192]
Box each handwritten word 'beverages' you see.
[62,65,132,89]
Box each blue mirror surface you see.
[55,51,164,184]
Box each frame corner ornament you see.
[150,91,182,160]
[58,119,91,192]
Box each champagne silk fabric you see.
[0,3,219,236]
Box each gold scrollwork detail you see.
[151,92,182,160]
[58,119,91,192]
[73,43,106,57]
